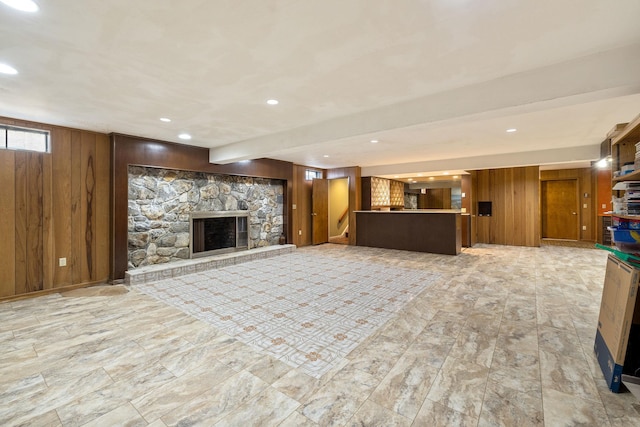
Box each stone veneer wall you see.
[404,193,418,209]
[127,166,284,269]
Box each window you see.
[1,125,49,153]
[305,169,322,181]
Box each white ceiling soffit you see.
[209,44,640,166]
[1,0,640,172]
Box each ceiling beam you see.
[362,144,600,176]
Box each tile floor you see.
[1,243,640,426]
[136,251,440,378]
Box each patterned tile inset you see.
[137,251,439,378]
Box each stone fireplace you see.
[190,211,249,258]
[127,166,284,269]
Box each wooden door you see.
[541,179,579,240]
[312,178,329,245]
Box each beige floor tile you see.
[0,243,629,426]
[369,348,439,419]
[213,386,299,426]
[543,388,610,427]
[478,379,544,427]
[413,398,478,427]
[300,365,378,425]
[539,349,601,403]
[347,400,412,426]
[131,361,238,422]
[160,370,268,426]
[79,402,147,427]
[278,410,318,426]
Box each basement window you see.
[0,125,50,153]
[305,169,322,181]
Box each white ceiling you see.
[1,0,640,177]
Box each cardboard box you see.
[594,254,640,392]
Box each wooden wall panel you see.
[26,152,44,292]
[81,131,97,282]
[0,151,16,297]
[597,168,612,215]
[0,116,111,299]
[71,130,83,285]
[525,166,540,246]
[14,151,28,295]
[95,134,110,282]
[474,166,540,247]
[461,174,476,245]
[51,128,72,287]
[42,148,53,289]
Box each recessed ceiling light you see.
[370,139,379,144]
[443,172,449,175]
[0,63,18,75]
[0,0,39,12]
[417,173,423,177]
[393,175,399,178]
[506,128,517,133]
[323,154,329,158]
[266,99,279,105]
[453,175,459,179]
[429,177,435,180]
[159,117,171,122]
[178,133,191,140]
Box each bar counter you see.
[355,210,461,255]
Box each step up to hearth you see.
[125,244,296,285]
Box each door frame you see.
[328,177,350,243]
[540,177,581,240]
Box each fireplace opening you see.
[190,211,248,258]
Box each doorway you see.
[541,179,579,240]
[311,177,349,245]
[328,178,349,244]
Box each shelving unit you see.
[596,114,640,393]
[611,114,640,218]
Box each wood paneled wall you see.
[540,168,597,242]
[461,174,476,245]
[596,168,612,216]
[418,188,452,209]
[471,166,540,247]
[0,117,110,299]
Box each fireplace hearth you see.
[190,211,249,258]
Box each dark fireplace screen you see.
[191,214,248,257]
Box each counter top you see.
[355,209,461,214]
